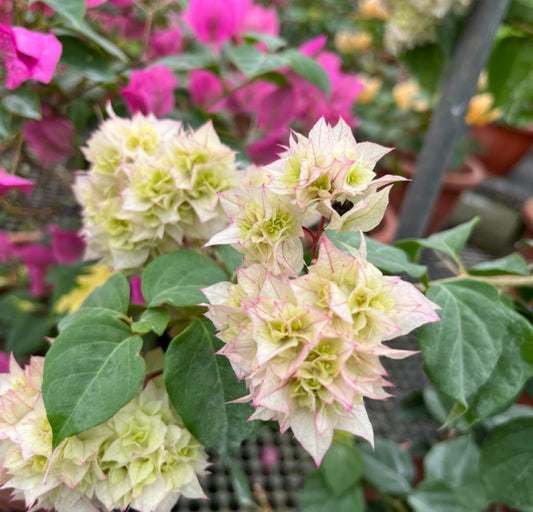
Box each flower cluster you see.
[205,237,439,464]
[384,0,475,54]
[208,118,403,275]
[74,111,239,272]
[0,354,208,512]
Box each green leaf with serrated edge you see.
[2,88,41,120]
[131,307,170,336]
[396,217,480,264]
[468,252,530,276]
[59,36,116,82]
[31,0,85,26]
[423,437,488,511]
[326,230,428,280]
[81,273,130,313]
[299,471,364,512]
[284,49,331,95]
[480,417,533,510]
[465,306,533,423]
[217,245,243,280]
[142,250,227,308]
[226,44,288,78]
[418,279,504,407]
[43,318,144,447]
[408,480,473,512]
[241,32,287,51]
[361,438,415,496]
[322,442,363,497]
[164,318,254,455]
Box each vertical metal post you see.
[394,0,511,240]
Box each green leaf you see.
[227,44,288,78]
[32,0,85,26]
[468,252,530,276]
[418,279,504,407]
[321,442,363,496]
[488,35,533,125]
[43,317,145,447]
[396,218,479,264]
[401,43,446,94]
[164,318,254,455]
[226,458,256,507]
[299,472,364,512]
[81,273,130,313]
[6,313,51,357]
[0,105,11,138]
[59,36,116,82]
[326,231,428,280]
[361,438,415,496]
[480,417,533,509]
[423,437,488,511]
[408,480,472,512]
[217,245,243,280]
[132,307,170,336]
[1,88,42,120]
[466,306,533,422]
[284,49,331,95]
[142,250,227,308]
[241,32,287,51]
[61,20,128,62]
[155,48,213,71]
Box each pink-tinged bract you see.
[0,168,34,198]
[0,25,62,89]
[121,66,178,118]
[205,237,439,464]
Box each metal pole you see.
[394,0,511,240]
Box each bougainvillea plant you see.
[1,1,533,512]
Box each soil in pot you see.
[389,155,486,235]
[470,124,533,176]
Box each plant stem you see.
[10,132,23,175]
[143,369,163,388]
[426,273,533,290]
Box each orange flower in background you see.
[392,79,431,112]
[357,0,389,19]
[465,93,502,126]
[335,30,373,53]
[357,75,383,104]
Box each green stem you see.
[427,273,533,290]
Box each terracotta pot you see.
[368,206,398,244]
[389,155,486,235]
[520,197,533,262]
[470,124,533,176]
[0,488,28,511]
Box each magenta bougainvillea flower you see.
[0,25,62,89]
[15,244,55,297]
[121,66,178,118]
[47,225,85,264]
[189,70,224,110]
[23,117,75,163]
[185,0,249,48]
[0,168,34,197]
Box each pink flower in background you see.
[28,2,55,17]
[147,26,183,59]
[0,168,34,197]
[121,66,178,117]
[240,5,280,36]
[247,128,286,165]
[87,0,107,6]
[0,25,62,89]
[260,446,279,474]
[189,70,224,110]
[185,0,249,48]
[299,34,327,57]
[0,351,9,373]
[257,86,295,131]
[23,117,75,163]
[0,0,12,24]
[130,276,145,305]
[15,245,55,297]
[110,0,135,6]
[48,225,85,264]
